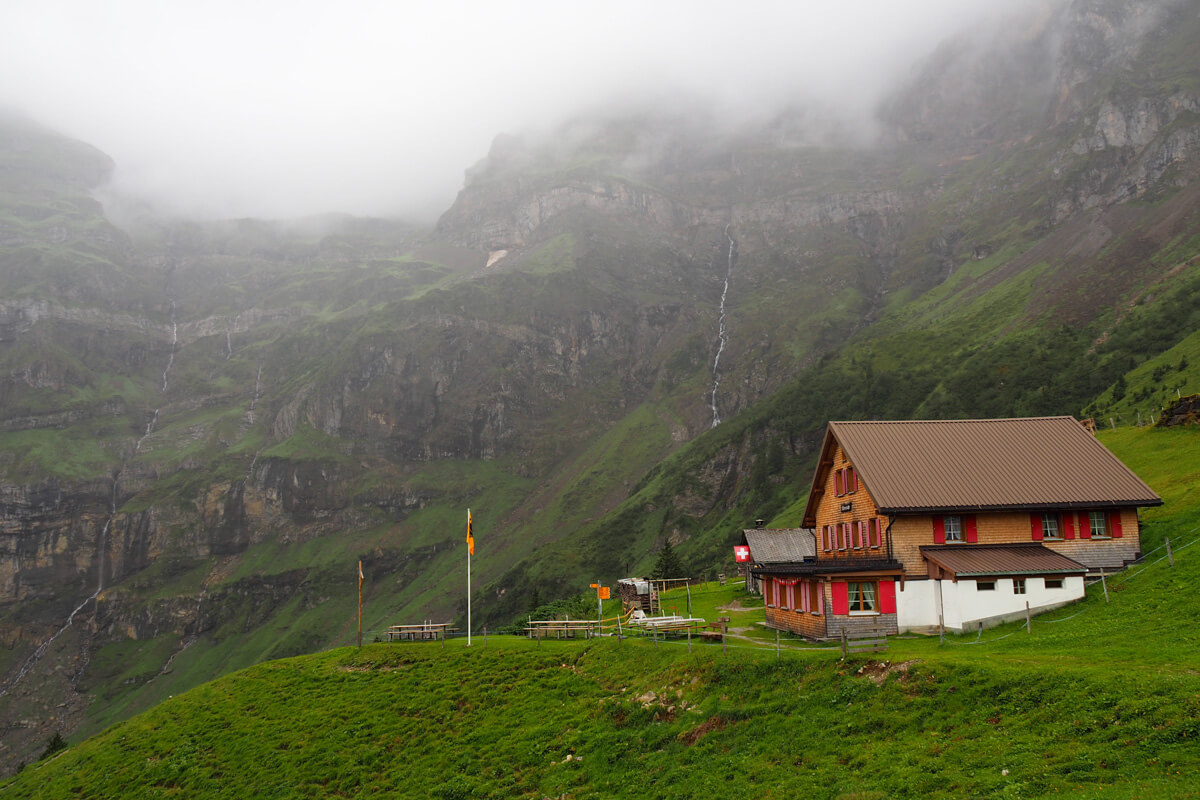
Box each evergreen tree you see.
[40,732,67,761]
[650,541,685,579]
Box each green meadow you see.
[5,424,1199,798]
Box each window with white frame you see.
[1013,578,1027,595]
[1089,511,1108,538]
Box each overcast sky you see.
[1,1,1033,221]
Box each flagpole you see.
[357,560,363,649]
[467,508,472,647]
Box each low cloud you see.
[0,0,1043,221]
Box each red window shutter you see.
[933,516,946,544]
[1079,513,1092,539]
[965,515,978,543]
[1110,511,1124,538]
[831,582,849,615]
[1063,513,1075,540]
[879,579,897,614]
[1030,514,1044,541]
[834,469,844,496]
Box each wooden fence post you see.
[776,629,780,659]
[1167,537,1175,567]
[721,619,727,654]
[1101,571,1109,603]
[1025,601,1031,634]
[841,629,848,658]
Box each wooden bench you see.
[841,628,888,657]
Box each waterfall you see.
[161,301,177,393]
[0,516,110,698]
[709,225,736,428]
[2,301,181,697]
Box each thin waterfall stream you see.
[1,301,181,697]
[709,225,736,428]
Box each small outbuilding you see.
[736,527,816,594]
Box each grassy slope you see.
[7,425,1199,799]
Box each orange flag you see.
[466,509,475,555]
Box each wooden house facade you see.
[753,417,1162,638]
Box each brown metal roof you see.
[921,543,1088,578]
[803,417,1161,524]
[740,528,815,563]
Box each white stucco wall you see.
[897,576,1086,632]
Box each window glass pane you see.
[945,516,962,541]
[1042,513,1060,539]
[1013,579,1026,595]
[860,582,876,611]
[848,582,861,609]
[1089,511,1107,537]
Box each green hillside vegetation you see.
[8,426,1198,798]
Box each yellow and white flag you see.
[466,509,475,555]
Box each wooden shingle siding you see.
[892,509,1141,577]
[826,612,898,641]
[814,443,889,560]
[764,605,827,639]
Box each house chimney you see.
[754,518,765,529]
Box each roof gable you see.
[803,417,1160,523]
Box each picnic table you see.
[386,622,455,642]
[524,619,600,639]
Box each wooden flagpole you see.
[357,560,363,648]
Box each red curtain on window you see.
[831,582,849,615]
[879,579,897,614]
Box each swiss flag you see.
[733,545,751,563]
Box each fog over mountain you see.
[0,0,1041,221]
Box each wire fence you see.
[361,527,1199,654]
